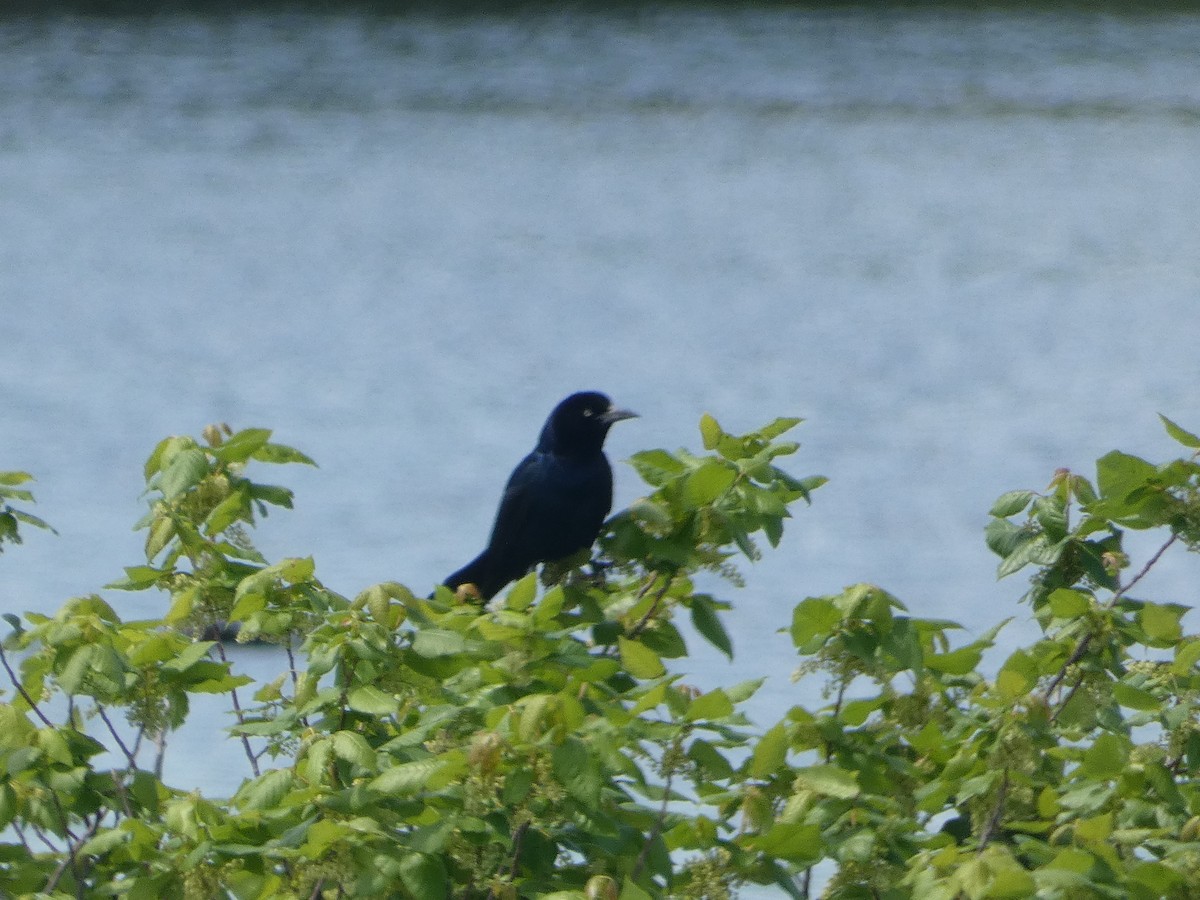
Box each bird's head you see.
[539,391,638,457]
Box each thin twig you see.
[11,820,33,854]
[1111,533,1179,607]
[286,642,310,728]
[43,813,102,894]
[0,642,54,727]
[29,820,61,853]
[48,790,79,844]
[211,639,261,777]
[153,728,167,780]
[337,659,358,735]
[628,576,672,639]
[109,768,135,820]
[632,746,677,881]
[801,675,848,898]
[635,571,663,602]
[1043,633,1093,703]
[1043,532,1179,716]
[45,790,82,893]
[486,820,532,898]
[978,769,1009,850]
[97,705,138,769]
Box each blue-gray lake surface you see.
[3,7,1199,815]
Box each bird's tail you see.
[444,551,505,601]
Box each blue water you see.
[3,7,1199,821]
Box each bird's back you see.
[494,448,613,566]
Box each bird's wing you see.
[486,450,546,557]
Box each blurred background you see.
[3,3,1200,798]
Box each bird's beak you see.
[602,406,639,425]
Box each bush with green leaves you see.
[2,412,1199,899]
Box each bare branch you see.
[97,705,138,769]
[0,642,54,727]
[632,738,680,882]
[1044,532,1179,718]
[978,769,1009,851]
[211,638,261,777]
[1112,533,1178,605]
[43,813,102,895]
[628,574,671,639]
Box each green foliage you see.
[2,413,1200,898]
[0,470,55,553]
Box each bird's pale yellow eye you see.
[582,409,594,417]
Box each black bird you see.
[444,391,637,600]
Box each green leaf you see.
[793,763,859,799]
[688,738,734,780]
[997,649,1038,699]
[234,768,294,811]
[331,731,377,768]
[1159,413,1200,449]
[639,621,687,659]
[144,516,176,560]
[990,490,1036,518]
[1075,811,1113,841]
[1081,733,1128,779]
[161,641,215,673]
[205,489,248,535]
[984,518,1027,559]
[252,442,318,466]
[1048,588,1090,619]
[628,449,685,486]
[629,497,673,531]
[925,646,982,675]
[159,448,209,500]
[346,685,401,716]
[411,630,468,658]
[211,428,272,464]
[399,852,448,900]
[983,858,1037,898]
[1129,860,1185,894]
[1112,682,1159,712]
[1140,602,1186,643]
[996,533,1057,579]
[11,509,55,534]
[505,572,537,611]
[618,879,654,900]
[699,413,723,450]
[683,461,736,506]
[1172,639,1200,675]
[106,565,165,590]
[127,633,183,667]
[749,722,787,777]
[247,483,294,509]
[690,596,732,659]
[277,556,315,582]
[1092,450,1169,527]
[685,688,733,722]
[758,416,802,441]
[747,822,822,862]
[373,759,449,796]
[618,637,665,679]
[790,597,840,649]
